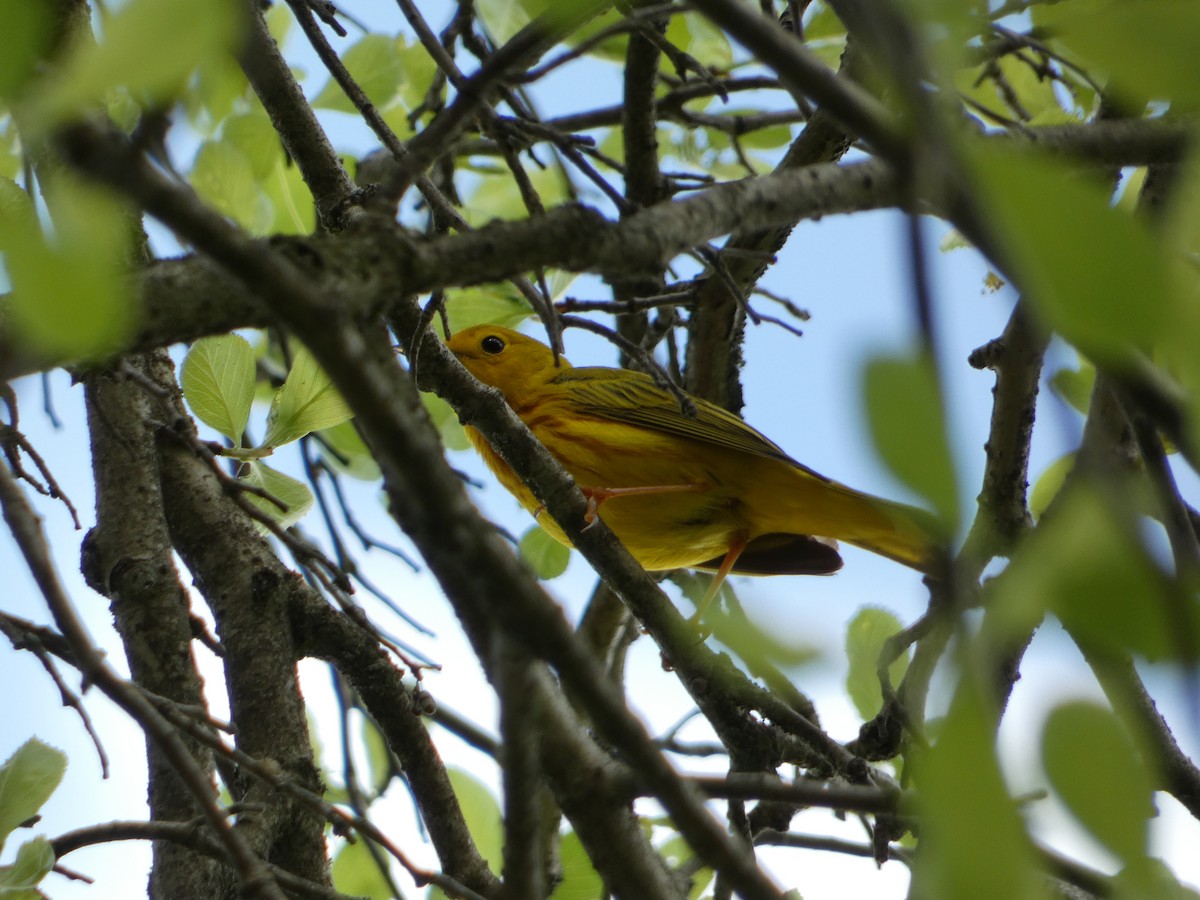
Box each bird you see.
[446,324,939,616]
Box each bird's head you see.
[445,325,572,402]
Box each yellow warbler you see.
[448,325,939,608]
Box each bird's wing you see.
[552,367,832,481]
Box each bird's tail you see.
[767,466,943,575]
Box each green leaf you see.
[909,677,1040,900]
[550,830,604,900]
[441,285,534,335]
[1047,0,1200,110]
[462,165,570,226]
[263,346,354,448]
[241,461,314,530]
[994,485,1178,660]
[519,525,571,579]
[330,838,391,899]
[0,836,54,892]
[360,719,393,795]
[262,157,316,236]
[1041,701,1154,862]
[1049,361,1095,415]
[27,0,241,132]
[312,35,404,112]
[181,334,257,444]
[320,420,381,481]
[446,768,501,873]
[845,607,909,720]
[963,143,1171,362]
[422,393,471,452]
[0,739,66,854]
[665,13,733,71]
[221,113,283,180]
[3,178,134,360]
[190,140,274,235]
[863,351,958,531]
[0,1,51,101]
[0,178,36,253]
[1028,453,1075,522]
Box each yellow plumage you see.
[447,325,938,595]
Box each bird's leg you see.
[580,483,708,530]
[689,533,749,624]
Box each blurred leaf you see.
[330,838,390,898]
[0,836,54,895]
[863,351,959,531]
[320,420,382,481]
[395,41,440,115]
[312,34,404,113]
[190,140,274,235]
[0,1,51,101]
[187,55,250,132]
[1049,361,1095,415]
[28,0,241,132]
[964,144,1170,361]
[955,54,1074,125]
[242,461,314,530]
[665,13,732,71]
[519,525,571,579]
[550,830,604,899]
[221,112,282,180]
[995,485,1178,660]
[263,158,316,236]
[1041,701,1154,862]
[422,393,472,452]
[1028,452,1075,521]
[264,346,354,448]
[1112,858,1200,900]
[441,285,534,335]
[446,768,501,873]
[0,739,67,854]
[0,177,36,253]
[1047,0,1200,109]
[360,718,393,795]
[845,607,909,719]
[909,677,1041,900]
[463,165,570,226]
[181,334,257,444]
[4,179,134,360]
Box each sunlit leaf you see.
[190,140,274,235]
[242,461,314,530]
[330,838,391,899]
[845,607,909,720]
[446,769,501,873]
[665,13,733,71]
[0,739,67,854]
[312,34,404,113]
[519,525,571,579]
[181,334,257,444]
[0,836,54,895]
[441,285,534,335]
[863,351,959,530]
[263,346,354,448]
[551,830,604,899]
[1042,701,1155,862]
[1028,452,1074,521]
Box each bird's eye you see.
[481,335,505,354]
